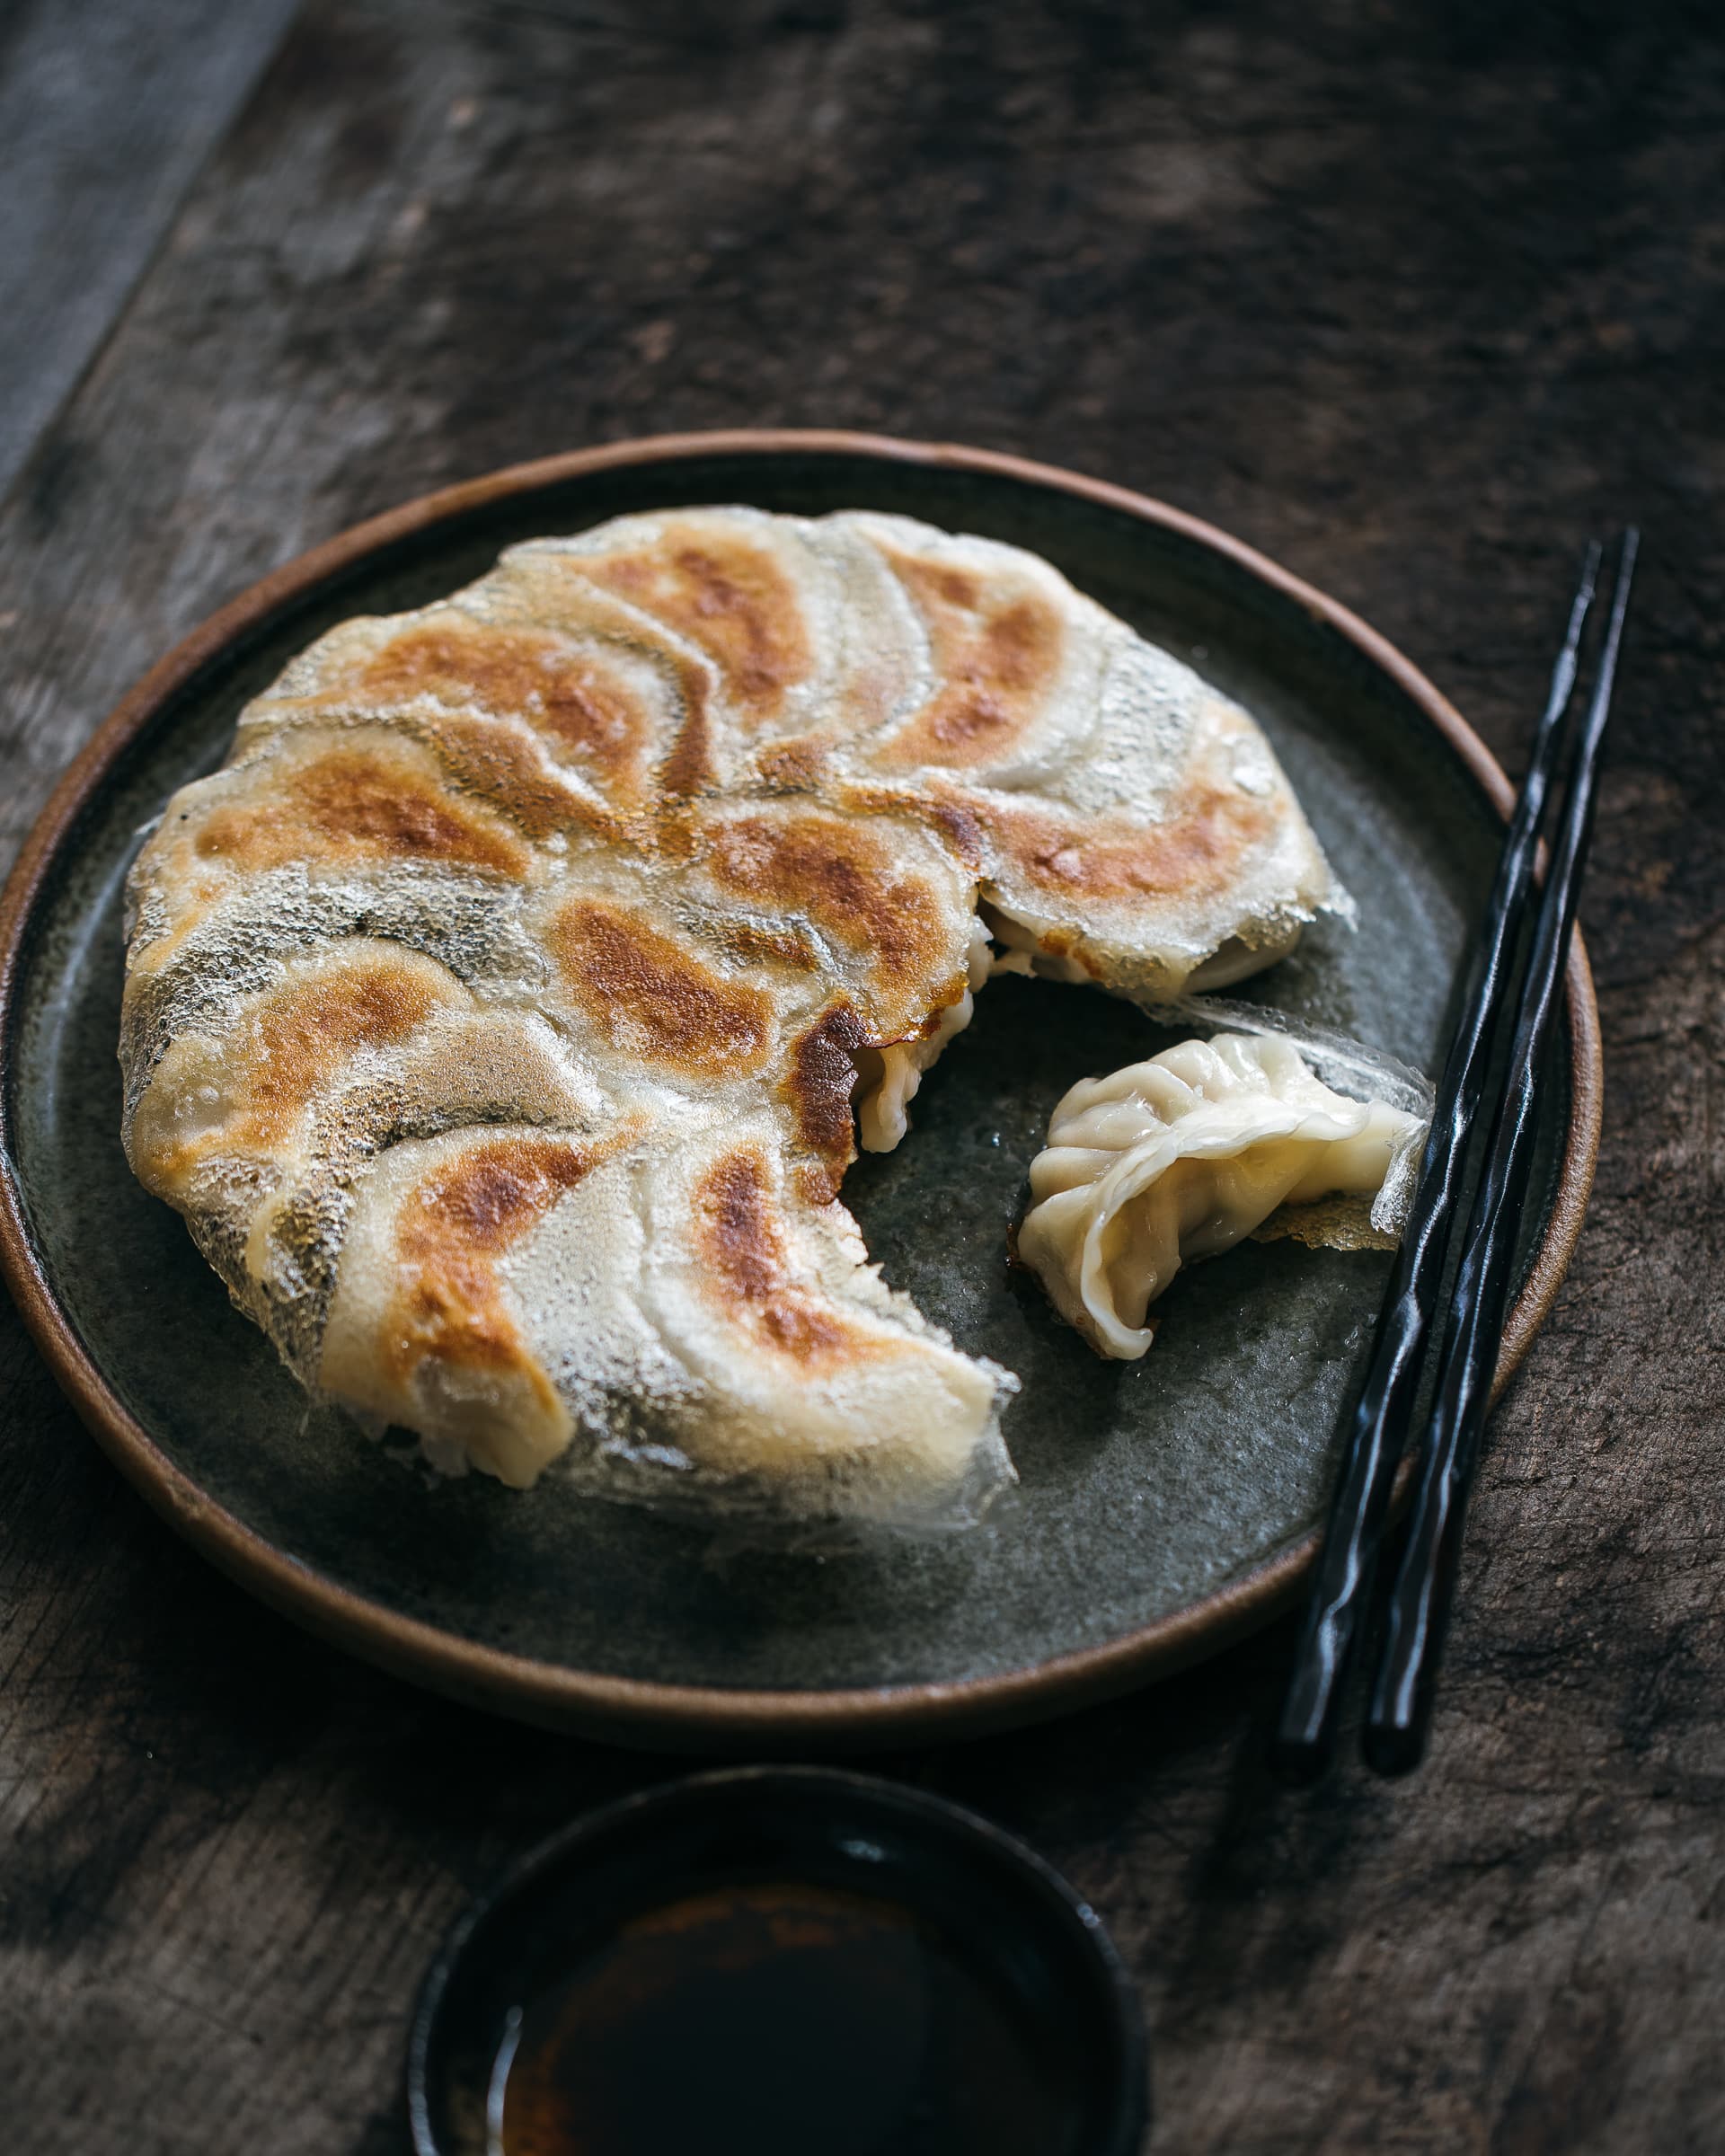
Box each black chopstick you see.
[1270,542,1605,1782]
[1365,528,1637,1772]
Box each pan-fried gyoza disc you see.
[119,508,1343,1524]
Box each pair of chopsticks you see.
[1275,530,1638,1780]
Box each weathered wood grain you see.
[1,2,1721,2151]
[0,0,302,503]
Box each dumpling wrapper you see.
[320,1111,1013,1512]
[1018,1034,1425,1359]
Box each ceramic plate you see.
[0,432,1600,1748]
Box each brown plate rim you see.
[0,428,1603,1751]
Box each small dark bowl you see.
[408,1767,1146,2156]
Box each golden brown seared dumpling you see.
[319,1110,1013,1509]
[120,507,1344,1524]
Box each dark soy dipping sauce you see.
[494,1877,1075,2156]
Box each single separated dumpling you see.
[121,507,1346,1525]
[1018,1034,1425,1359]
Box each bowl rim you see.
[404,1763,1148,2156]
[0,426,1603,1748]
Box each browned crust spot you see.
[193,745,530,879]
[242,958,447,1140]
[140,955,452,1184]
[548,899,774,1078]
[976,784,1278,904]
[406,712,624,843]
[875,550,1065,767]
[504,562,721,798]
[693,1144,871,1366]
[702,812,948,997]
[385,1134,600,1403]
[781,1000,871,1202]
[354,620,651,777]
[580,525,812,725]
[917,797,986,867]
[712,918,822,972]
[642,801,702,862]
[916,968,972,1029]
[296,614,719,808]
[654,660,716,799]
[833,783,989,871]
[752,738,827,792]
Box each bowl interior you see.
[408,1768,1146,2156]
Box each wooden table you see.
[3,4,1719,2148]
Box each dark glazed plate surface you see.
[0,431,1601,1746]
[406,1767,1146,2156]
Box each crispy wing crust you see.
[120,508,1342,1522]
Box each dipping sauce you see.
[493,1876,1075,2156]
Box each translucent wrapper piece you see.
[1140,994,1435,1236]
[1018,1032,1428,1360]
